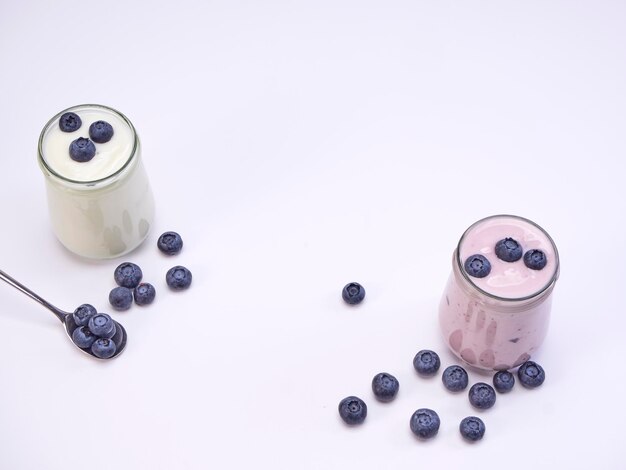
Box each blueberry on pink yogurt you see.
[439,215,559,371]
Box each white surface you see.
[1,1,625,469]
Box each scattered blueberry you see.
[91,338,116,359]
[166,266,192,290]
[342,282,365,305]
[114,262,143,288]
[59,112,82,132]
[409,408,440,439]
[413,349,441,376]
[495,238,523,262]
[493,370,515,393]
[69,137,96,162]
[524,249,547,270]
[71,326,98,349]
[338,396,367,425]
[442,365,469,392]
[468,383,496,409]
[459,416,486,442]
[371,372,400,402]
[88,313,116,339]
[109,287,133,311]
[134,283,156,306]
[73,303,97,327]
[464,254,491,278]
[157,231,183,255]
[89,120,114,143]
[517,361,546,388]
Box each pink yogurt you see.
[439,215,560,371]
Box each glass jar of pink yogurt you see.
[439,215,560,371]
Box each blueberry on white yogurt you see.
[89,120,114,143]
[69,137,96,162]
[58,112,82,132]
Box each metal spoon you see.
[0,269,127,359]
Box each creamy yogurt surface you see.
[41,106,135,182]
[458,215,558,299]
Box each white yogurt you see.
[38,104,155,259]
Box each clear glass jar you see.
[438,215,560,371]
[38,104,155,259]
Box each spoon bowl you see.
[0,269,127,360]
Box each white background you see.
[1,1,625,469]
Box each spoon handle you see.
[0,269,67,322]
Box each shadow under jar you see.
[439,215,559,371]
[38,104,155,259]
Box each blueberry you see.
[166,266,192,290]
[109,287,133,311]
[464,254,491,278]
[88,120,114,143]
[69,137,96,162]
[114,262,143,288]
[157,231,183,255]
[371,372,399,402]
[110,321,124,349]
[59,112,82,132]
[73,303,97,327]
[134,283,156,306]
[413,349,441,376]
[459,416,486,442]
[468,383,496,409]
[517,361,545,388]
[71,326,98,349]
[342,282,365,305]
[524,249,547,270]
[338,396,367,425]
[493,370,515,393]
[442,365,469,392]
[91,338,116,359]
[495,237,523,262]
[88,313,116,339]
[409,408,440,439]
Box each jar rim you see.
[454,214,560,303]
[37,104,138,187]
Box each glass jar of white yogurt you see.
[38,104,155,259]
[439,215,560,371]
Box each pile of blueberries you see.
[68,305,123,359]
[108,231,193,311]
[337,282,546,442]
[59,111,114,162]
